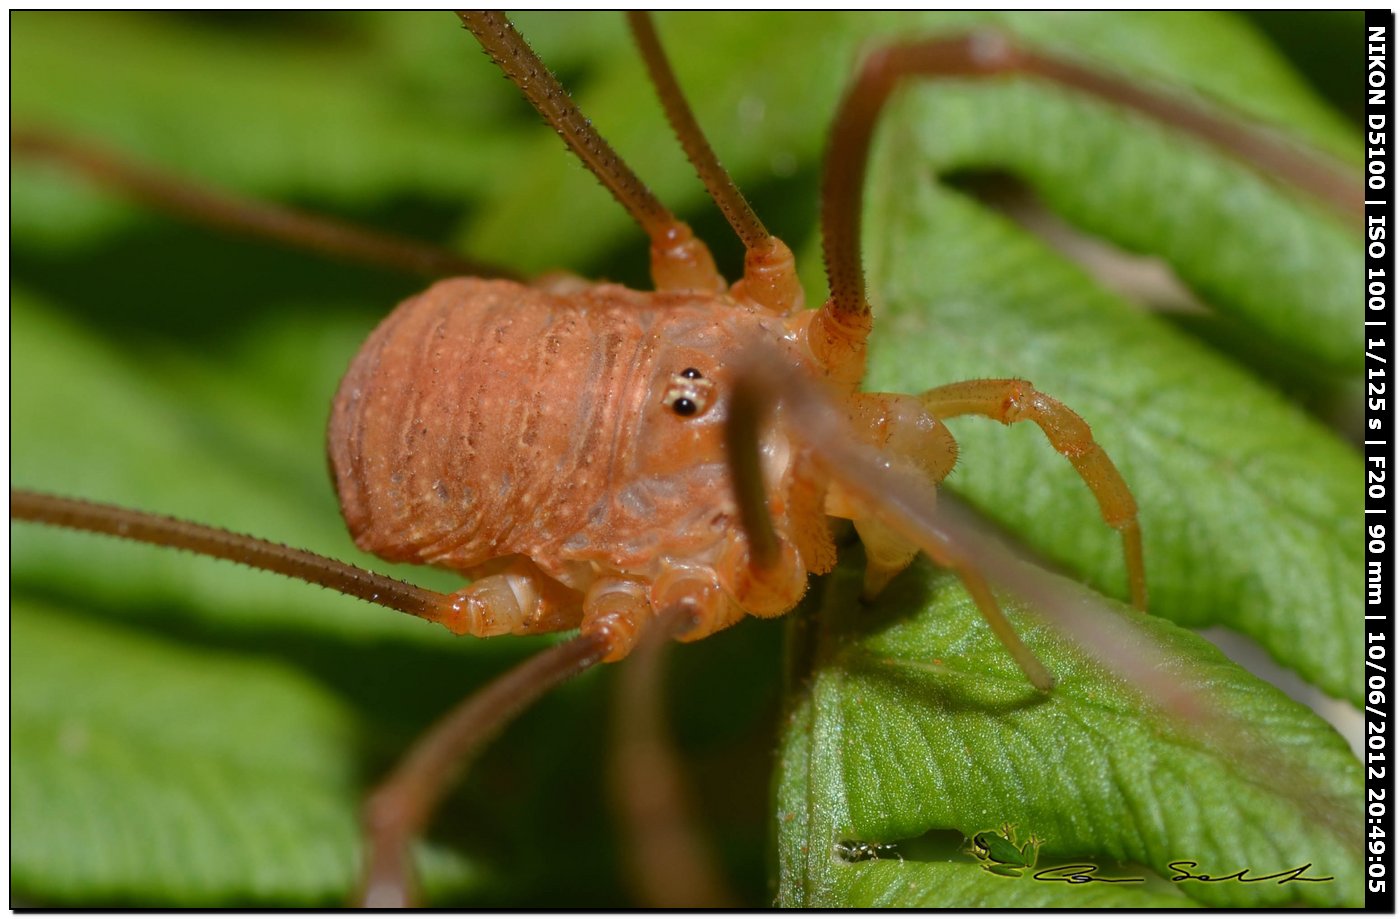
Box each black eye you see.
[681,367,703,379]
[672,397,697,416]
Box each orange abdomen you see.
[330,278,652,575]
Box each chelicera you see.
[11,11,1357,908]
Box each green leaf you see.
[11,12,519,245]
[776,562,1363,908]
[11,11,1362,909]
[13,599,392,905]
[833,861,1195,907]
[894,80,1358,371]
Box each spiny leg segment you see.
[458,11,722,293]
[625,11,803,315]
[625,12,767,253]
[10,489,453,620]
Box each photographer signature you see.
[1029,861,1333,885]
[965,827,1332,886]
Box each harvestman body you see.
[325,14,1152,682]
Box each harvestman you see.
[12,11,1357,907]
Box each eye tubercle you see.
[662,370,714,418]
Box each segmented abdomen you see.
[329,277,660,577]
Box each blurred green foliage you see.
[12,12,1362,907]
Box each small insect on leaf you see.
[969,825,1042,877]
[12,10,1364,909]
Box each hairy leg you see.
[459,12,722,293]
[627,11,803,315]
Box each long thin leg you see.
[625,12,766,253]
[10,489,452,622]
[8,490,699,904]
[10,490,609,903]
[920,379,1147,611]
[457,11,722,293]
[813,30,1360,377]
[358,631,612,908]
[12,129,503,280]
[10,488,603,639]
[609,606,735,907]
[625,12,802,315]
